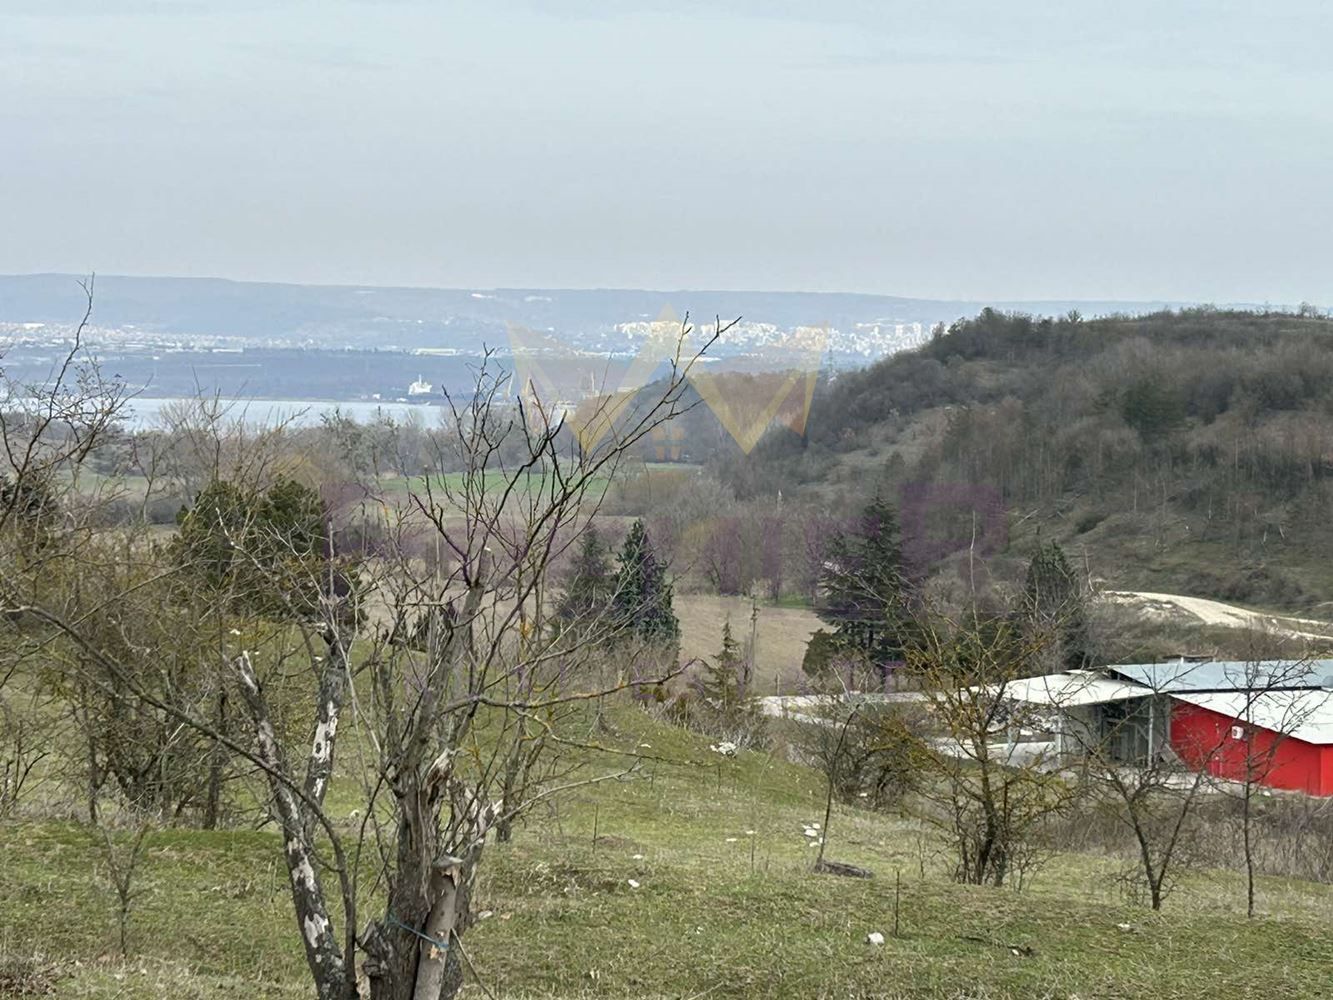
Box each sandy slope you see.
[1102,590,1333,642]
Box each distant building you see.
[408,376,432,396]
[990,659,1333,795]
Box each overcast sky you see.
[3,1,1331,302]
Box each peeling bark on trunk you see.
[411,861,463,1000]
[366,827,489,1000]
[304,635,349,820]
[363,577,493,1000]
[233,651,348,1000]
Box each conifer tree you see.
[693,616,765,746]
[613,519,679,647]
[701,618,747,710]
[815,493,912,675]
[173,477,333,618]
[1023,540,1092,670]
[555,526,612,629]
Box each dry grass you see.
[675,594,822,692]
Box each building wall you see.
[1052,698,1169,764]
[1169,701,1331,796]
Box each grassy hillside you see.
[721,307,1333,609]
[4,705,1333,999]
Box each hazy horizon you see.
[0,269,1203,306]
[5,2,1332,303]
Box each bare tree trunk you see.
[1243,777,1256,918]
[232,653,348,1000]
[815,706,857,871]
[495,747,523,844]
[411,859,472,1000]
[367,783,494,1000]
[203,689,227,829]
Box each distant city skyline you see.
[4,1,1332,304]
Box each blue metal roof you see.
[1106,659,1333,693]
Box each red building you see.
[1104,661,1333,797]
[992,661,1333,796]
[1173,698,1333,800]
[1168,693,1333,796]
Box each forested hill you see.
[721,306,1333,609]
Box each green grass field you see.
[375,463,697,504]
[4,705,1333,999]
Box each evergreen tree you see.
[801,628,839,677]
[613,519,679,647]
[174,479,253,594]
[555,526,613,629]
[256,477,328,564]
[0,474,61,557]
[0,474,60,527]
[1023,540,1092,670]
[816,493,912,675]
[173,477,334,618]
[691,616,765,747]
[701,618,747,710]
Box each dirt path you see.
[1102,590,1333,643]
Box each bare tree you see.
[1192,656,1318,917]
[1091,753,1204,909]
[97,818,153,957]
[1079,656,1319,912]
[797,693,923,814]
[0,277,133,821]
[0,686,54,817]
[909,607,1075,888]
[12,314,732,1000]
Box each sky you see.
[2,1,1331,303]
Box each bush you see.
[794,700,925,811]
[1194,565,1310,609]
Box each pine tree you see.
[701,618,747,710]
[815,493,912,675]
[174,479,254,594]
[1023,540,1092,670]
[555,526,612,629]
[801,629,839,677]
[256,477,328,564]
[694,617,765,747]
[613,519,679,647]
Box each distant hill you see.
[719,306,1333,609]
[0,272,1193,362]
